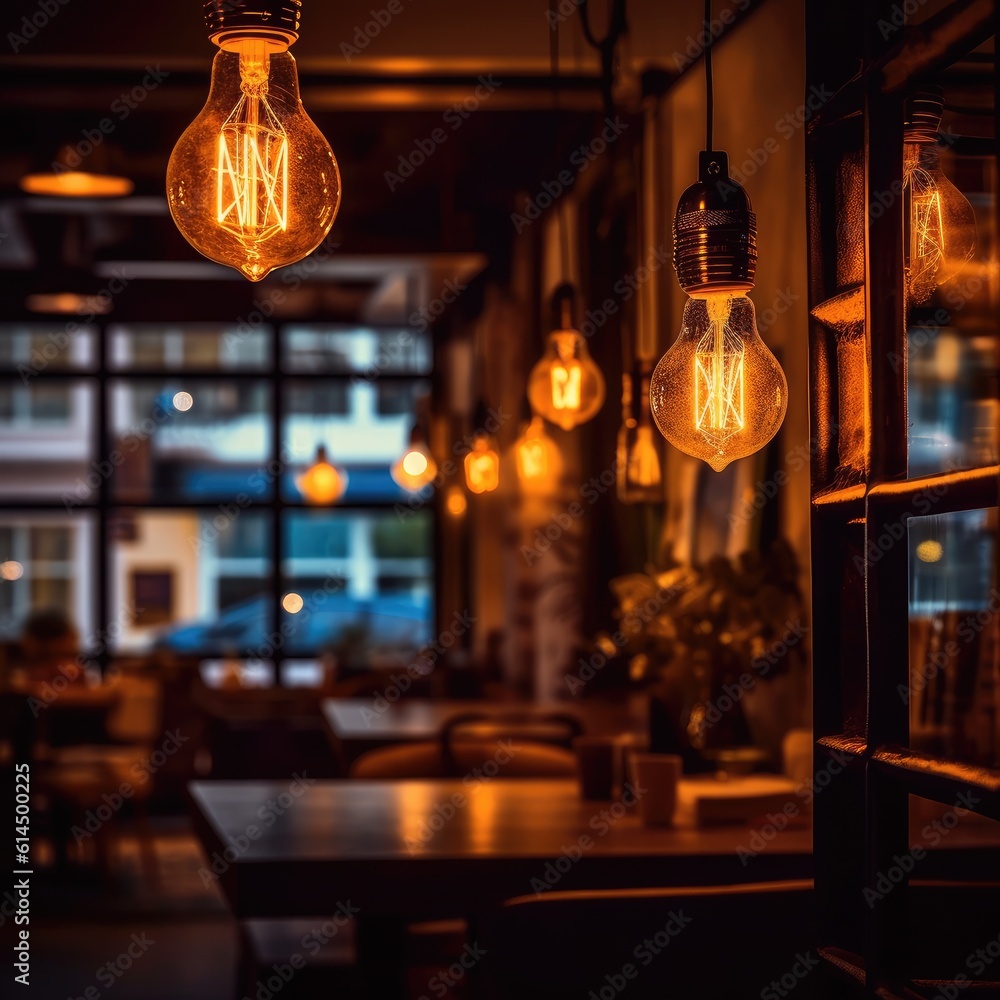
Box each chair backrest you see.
[106,672,163,743]
[473,880,814,1000]
[440,711,582,777]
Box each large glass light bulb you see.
[649,292,786,472]
[903,142,976,305]
[167,35,340,281]
[527,330,605,431]
[297,445,347,504]
[464,434,500,494]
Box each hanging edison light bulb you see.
[650,153,787,472]
[903,87,977,306]
[464,432,500,494]
[391,425,438,492]
[297,445,347,504]
[167,1,340,281]
[617,362,663,502]
[516,413,561,491]
[528,284,606,431]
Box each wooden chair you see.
[471,880,815,999]
[349,710,582,779]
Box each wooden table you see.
[321,697,648,765]
[190,778,812,996]
[189,778,812,920]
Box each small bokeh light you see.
[282,592,304,614]
[0,560,24,581]
[172,391,195,412]
[915,539,944,563]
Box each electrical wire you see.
[549,0,572,283]
[705,0,714,152]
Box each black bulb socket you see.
[673,150,757,295]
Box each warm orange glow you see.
[464,435,499,494]
[25,293,113,316]
[626,425,662,488]
[445,488,467,516]
[167,39,339,281]
[391,445,437,492]
[915,540,943,563]
[527,330,605,431]
[20,171,134,198]
[903,143,977,305]
[515,416,561,491]
[297,446,347,504]
[650,292,786,472]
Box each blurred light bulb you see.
[297,445,347,504]
[528,331,605,430]
[903,144,977,305]
[172,391,194,412]
[464,434,499,494]
[617,367,663,502]
[445,487,467,516]
[516,415,561,491]
[167,10,340,282]
[650,292,786,472]
[392,439,437,492]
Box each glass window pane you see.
[0,326,97,372]
[0,380,96,500]
[282,378,429,502]
[908,507,999,767]
[907,146,998,477]
[108,509,273,657]
[108,379,273,502]
[0,512,96,644]
[108,325,272,371]
[280,510,433,661]
[282,326,431,375]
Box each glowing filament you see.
[910,184,944,290]
[551,363,582,411]
[694,294,745,449]
[216,46,288,247]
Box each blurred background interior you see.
[0,0,998,997]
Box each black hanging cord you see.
[578,0,627,118]
[549,0,572,284]
[704,0,714,152]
